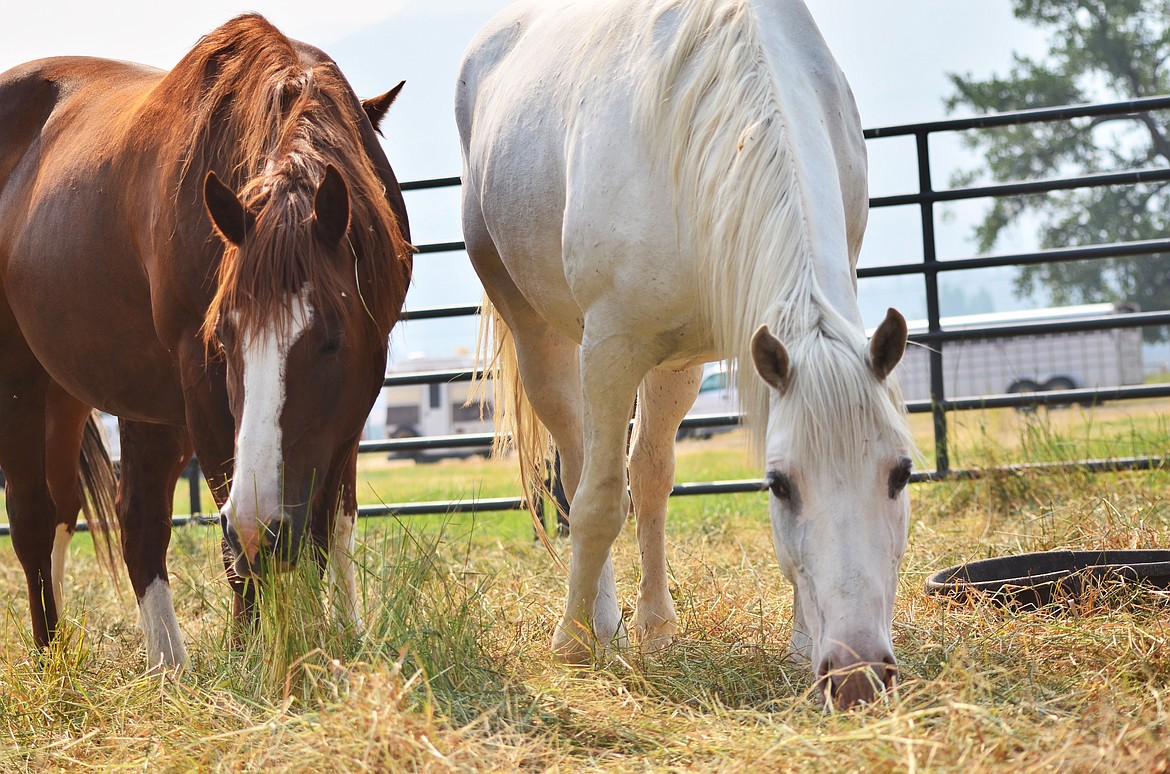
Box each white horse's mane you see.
[635,0,909,462]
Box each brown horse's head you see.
[188,21,410,575]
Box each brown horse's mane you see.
[153,14,409,345]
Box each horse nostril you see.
[223,526,244,557]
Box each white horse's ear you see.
[751,325,789,393]
[868,308,907,382]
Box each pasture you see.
[2,401,1169,771]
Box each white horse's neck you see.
[750,0,864,327]
[637,0,868,452]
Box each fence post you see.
[186,457,203,517]
[551,452,570,536]
[915,130,950,476]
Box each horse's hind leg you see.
[491,306,629,660]
[0,349,59,647]
[42,383,98,619]
[463,187,586,510]
[629,366,701,652]
[465,187,625,659]
[117,419,192,669]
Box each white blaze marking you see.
[222,290,314,560]
[51,524,71,613]
[139,577,187,669]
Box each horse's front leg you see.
[629,366,701,653]
[552,335,650,664]
[177,347,256,643]
[313,443,363,633]
[117,419,193,670]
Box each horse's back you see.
[459,0,867,351]
[0,57,163,209]
[458,0,699,343]
[0,56,186,421]
[0,56,162,140]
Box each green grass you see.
[1,399,1169,770]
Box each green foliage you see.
[945,0,1170,337]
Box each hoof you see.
[552,618,629,665]
[634,615,677,654]
[144,648,188,677]
[552,624,594,665]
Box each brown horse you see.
[0,14,412,668]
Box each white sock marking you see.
[329,511,363,631]
[51,523,72,614]
[139,576,187,669]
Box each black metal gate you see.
[5,96,1169,535]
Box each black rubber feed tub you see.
[925,550,1170,609]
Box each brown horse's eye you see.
[214,321,234,351]
[320,332,344,356]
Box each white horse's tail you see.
[471,294,563,562]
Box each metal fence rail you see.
[358,95,1170,513]
[362,95,1170,519]
[4,97,1168,535]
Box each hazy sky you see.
[1,1,1051,359]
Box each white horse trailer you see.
[366,355,492,460]
[894,303,1144,402]
[678,303,1145,429]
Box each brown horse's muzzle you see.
[221,508,308,577]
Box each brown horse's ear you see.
[313,164,350,246]
[868,308,908,382]
[204,171,254,246]
[361,80,405,135]
[751,325,790,394]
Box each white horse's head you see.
[751,308,913,710]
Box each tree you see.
[945,0,1170,339]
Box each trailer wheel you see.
[1042,376,1077,409]
[1007,379,1041,413]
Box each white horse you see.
[457,0,914,709]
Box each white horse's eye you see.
[767,471,794,501]
[888,457,913,498]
